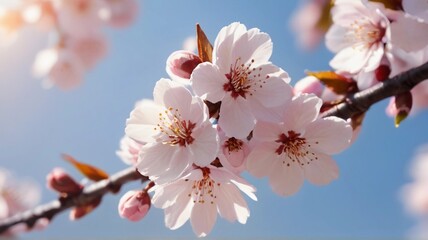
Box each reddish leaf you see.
[196,24,213,63]
[62,154,109,182]
[307,71,357,95]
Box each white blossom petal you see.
[190,201,217,237]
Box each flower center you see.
[186,168,219,205]
[155,107,196,147]
[275,131,319,167]
[225,137,243,153]
[347,18,385,49]
[223,58,265,99]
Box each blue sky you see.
[1,0,427,238]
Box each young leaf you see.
[196,24,213,63]
[62,154,109,182]
[307,71,357,95]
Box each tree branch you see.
[1,61,428,235]
[322,61,428,119]
[0,167,147,234]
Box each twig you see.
[322,61,428,119]
[0,167,147,234]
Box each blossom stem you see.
[1,62,428,234]
[0,167,147,234]
[322,61,428,119]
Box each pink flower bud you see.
[46,168,82,195]
[166,50,202,82]
[293,76,324,97]
[375,64,391,82]
[118,190,151,222]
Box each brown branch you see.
[1,61,428,235]
[0,167,147,234]
[322,61,428,119]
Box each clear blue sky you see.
[1,0,427,238]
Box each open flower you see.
[125,79,219,183]
[151,166,257,237]
[191,22,293,139]
[246,94,352,196]
[326,0,391,74]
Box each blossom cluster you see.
[117,22,352,237]
[292,0,428,123]
[0,0,138,90]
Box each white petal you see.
[364,43,384,72]
[218,96,254,139]
[216,183,250,224]
[190,202,217,237]
[329,46,371,74]
[0,197,9,218]
[390,14,428,52]
[191,62,227,102]
[231,28,272,65]
[305,117,352,154]
[303,153,339,185]
[283,94,322,132]
[246,142,278,178]
[125,100,163,143]
[269,161,304,196]
[165,191,193,230]
[137,143,176,177]
[325,25,351,53]
[214,22,247,70]
[152,181,186,208]
[247,64,293,108]
[253,121,284,142]
[188,123,219,167]
[155,147,190,184]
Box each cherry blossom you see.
[402,0,428,22]
[293,75,324,97]
[33,47,85,90]
[246,94,352,196]
[191,22,293,139]
[125,79,219,184]
[218,127,249,174]
[151,166,257,237]
[290,0,332,50]
[325,0,391,75]
[0,168,40,220]
[100,0,138,28]
[118,190,151,222]
[116,135,144,166]
[67,33,108,70]
[53,0,104,37]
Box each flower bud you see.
[46,168,82,195]
[69,197,101,221]
[118,190,151,222]
[293,76,324,97]
[375,64,391,82]
[166,50,202,81]
[394,91,413,127]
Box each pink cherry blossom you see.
[151,166,257,237]
[116,135,144,166]
[53,0,104,37]
[246,94,352,196]
[118,190,151,222]
[325,0,391,74]
[100,0,138,28]
[0,168,40,219]
[67,33,108,70]
[218,127,249,174]
[33,47,85,90]
[191,22,293,139]
[293,75,324,97]
[166,50,202,84]
[290,0,331,50]
[390,13,428,53]
[125,79,219,184]
[403,0,428,22]
[22,0,56,30]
